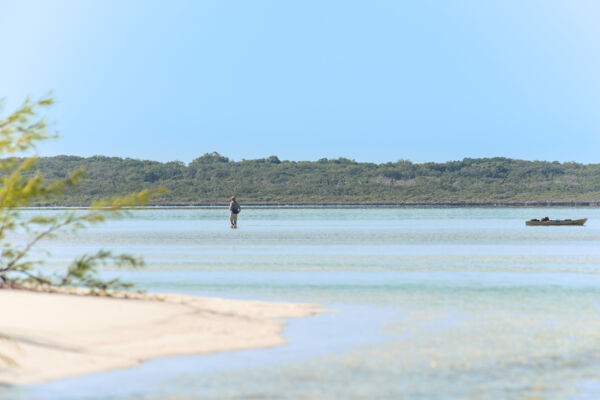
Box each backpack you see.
[232,204,240,214]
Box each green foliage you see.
[191,152,230,164]
[0,95,164,290]
[59,250,143,291]
[19,153,600,205]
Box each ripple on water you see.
[4,208,600,399]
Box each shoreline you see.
[18,202,600,209]
[0,289,323,386]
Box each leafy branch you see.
[0,94,165,291]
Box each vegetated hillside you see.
[27,153,600,206]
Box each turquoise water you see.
[4,208,600,399]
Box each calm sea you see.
[4,208,600,399]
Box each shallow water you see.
[4,208,600,399]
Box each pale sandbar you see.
[0,289,322,385]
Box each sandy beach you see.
[0,289,322,385]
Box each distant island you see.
[24,153,600,206]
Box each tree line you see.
[22,153,600,206]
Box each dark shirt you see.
[229,201,240,213]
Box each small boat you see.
[526,218,587,226]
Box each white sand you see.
[0,289,322,385]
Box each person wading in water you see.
[229,196,241,228]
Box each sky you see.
[1,0,599,164]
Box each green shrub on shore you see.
[20,155,600,206]
[0,94,163,290]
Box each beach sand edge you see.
[0,288,324,385]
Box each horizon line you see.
[31,153,600,166]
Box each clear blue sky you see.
[1,0,599,164]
